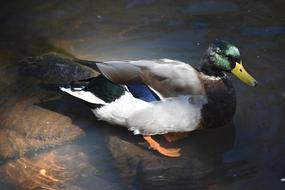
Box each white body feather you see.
[92,92,207,135]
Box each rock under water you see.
[104,124,237,190]
[0,53,98,161]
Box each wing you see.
[96,59,206,97]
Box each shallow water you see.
[0,0,284,189]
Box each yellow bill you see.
[231,62,258,86]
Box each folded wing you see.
[96,59,205,97]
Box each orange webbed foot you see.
[143,135,181,157]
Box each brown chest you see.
[200,76,236,128]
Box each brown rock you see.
[0,53,98,161]
[105,125,235,190]
[0,144,114,190]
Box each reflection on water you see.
[0,0,284,189]
[1,152,73,190]
[0,143,121,190]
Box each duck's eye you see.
[239,69,243,72]
[226,55,240,63]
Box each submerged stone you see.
[0,144,115,190]
[105,125,235,189]
[0,53,99,161]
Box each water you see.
[0,0,284,189]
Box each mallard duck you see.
[60,40,257,157]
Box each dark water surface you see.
[0,0,284,189]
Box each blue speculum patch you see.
[127,84,160,102]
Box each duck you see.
[60,40,258,157]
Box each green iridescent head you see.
[207,40,240,71]
[204,40,258,86]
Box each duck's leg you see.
[143,135,181,157]
[164,132,189,142]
